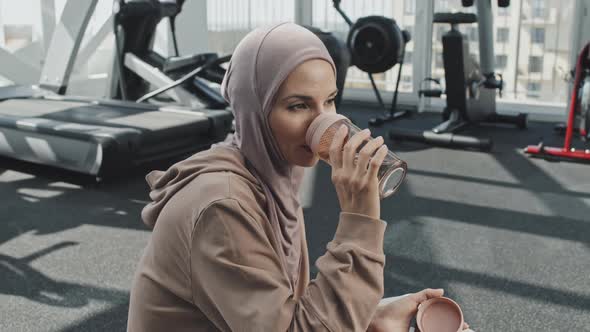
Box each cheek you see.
[270,111,312,154]
[282,118,308,147]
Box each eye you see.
[287,103,309,111]
[326,98,336,105]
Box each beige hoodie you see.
[126,145,387,331]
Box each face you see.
[269,59,338,167]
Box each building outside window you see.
[405,26,414,41]
[435,52,444,68]
[498,6,510,16]
[467,27,479,42]
[496,55,508,69]
[207,0,295,56]
[437,0,450,11]
[531,27,545,44]
[497,27,509,43]
[404,0,415,15]
[532,0,546,18]
[435,26,446,41]
[528,56,543,73]
[527,81,541,97]
[404,51,413,64]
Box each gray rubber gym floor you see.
[1,104,589,331]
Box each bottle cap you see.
[305,113,348,153]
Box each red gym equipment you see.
[524,42,590,161]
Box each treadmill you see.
[0,0,232,178]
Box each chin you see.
[292,150,320,167]
[298,156,320,167]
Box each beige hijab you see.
[219,22,336,284]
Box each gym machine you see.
[391,0,527,151]
[112,0,229,109]
[524,42,590,161]
[113,0,353,110]
[0,0,233,179]
[331,0,411,123]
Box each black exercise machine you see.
[391,0,527,151]
[331,0,411,124]
[112,0,229,109]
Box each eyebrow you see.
[282,89,338,102]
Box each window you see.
[531,27,545,44]
[404,0,415,15]
[404,51,413,64]
[532,0,546,18]
[467,27,479,42]
[495,55,508,69]
[496,27,509,43]
[405,26,414,40]
[435,52,444,68]
[435,26,446,41]
[207,0,295,55]
[436,0,449,11]
[528,56,543,73]
[527,82,541,97]
[498,7,510,16]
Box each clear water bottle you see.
[305,113,407,199]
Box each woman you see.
[127,22,468,332]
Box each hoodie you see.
[127,145,387,332]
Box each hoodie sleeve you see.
[190,198,386,332]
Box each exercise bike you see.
[330,0,411,124]
[524,42,590,161]
[112,0,229,109]
[391,0,527,151]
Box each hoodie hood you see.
[141,146,257,228]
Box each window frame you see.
[531,27,545,44]
[496,27,510,43]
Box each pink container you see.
[416,297,464,332]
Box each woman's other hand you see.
[367,289,471,332]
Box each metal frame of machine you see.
[0,0,233,179]
[524,42,590,162]
[390,0,527,151]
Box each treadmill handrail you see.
[136,60,213,103]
